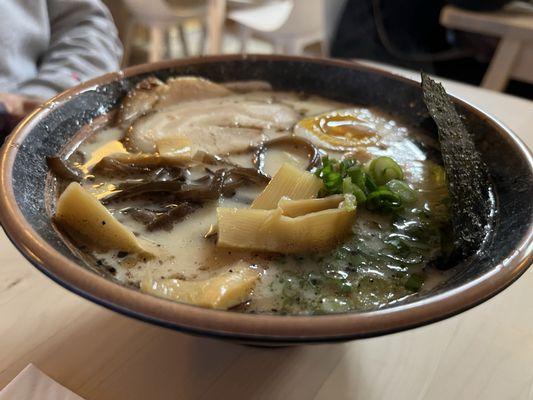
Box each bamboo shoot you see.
[251,163,322,209]
[55,182,153,256]
[217,206,356,253]
[278,195,344,217]
[141,265,260,309]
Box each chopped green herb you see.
[314,155,414,213]
[366,187,402,212]
[385,180,417,204]
[368,156,404,185]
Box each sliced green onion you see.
[364,172,378,193]
[342,177,366,203]
[339,159,356,175]
[316,156,344,196]
[325,171,341,186]
[348,167,378,195]
[386,179,417,203]
[366,188,402,211]
[315,156,331,177]
[368,156,404,185]
[342,177,354,193]
[347,167,366,190]
[352,185,366,204]
[316,156,410,214]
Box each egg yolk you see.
[300,111,379,149]
[319,114,375,139]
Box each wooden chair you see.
[441,5,533,91]
[228,0,326,55]
[121,0,209,65]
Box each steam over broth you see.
[50,77,452,315]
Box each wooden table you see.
[1,67,532,400]
[440,5,533,91]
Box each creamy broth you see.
[51,79,452,315]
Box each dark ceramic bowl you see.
[1,55,532,344]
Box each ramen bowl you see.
[0,55,531,344]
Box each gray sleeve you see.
[17,0,123,99]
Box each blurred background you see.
[104,0,533,99]
[1,0,532,138]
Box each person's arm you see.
[16,0,123,99]
[0,93,43,140]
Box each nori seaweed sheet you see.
[421,73,492,261]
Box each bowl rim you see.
[1,54,532,343]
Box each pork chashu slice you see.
[118,76,233,125]
[125,95,299,156]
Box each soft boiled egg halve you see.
[294,108,382,151]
